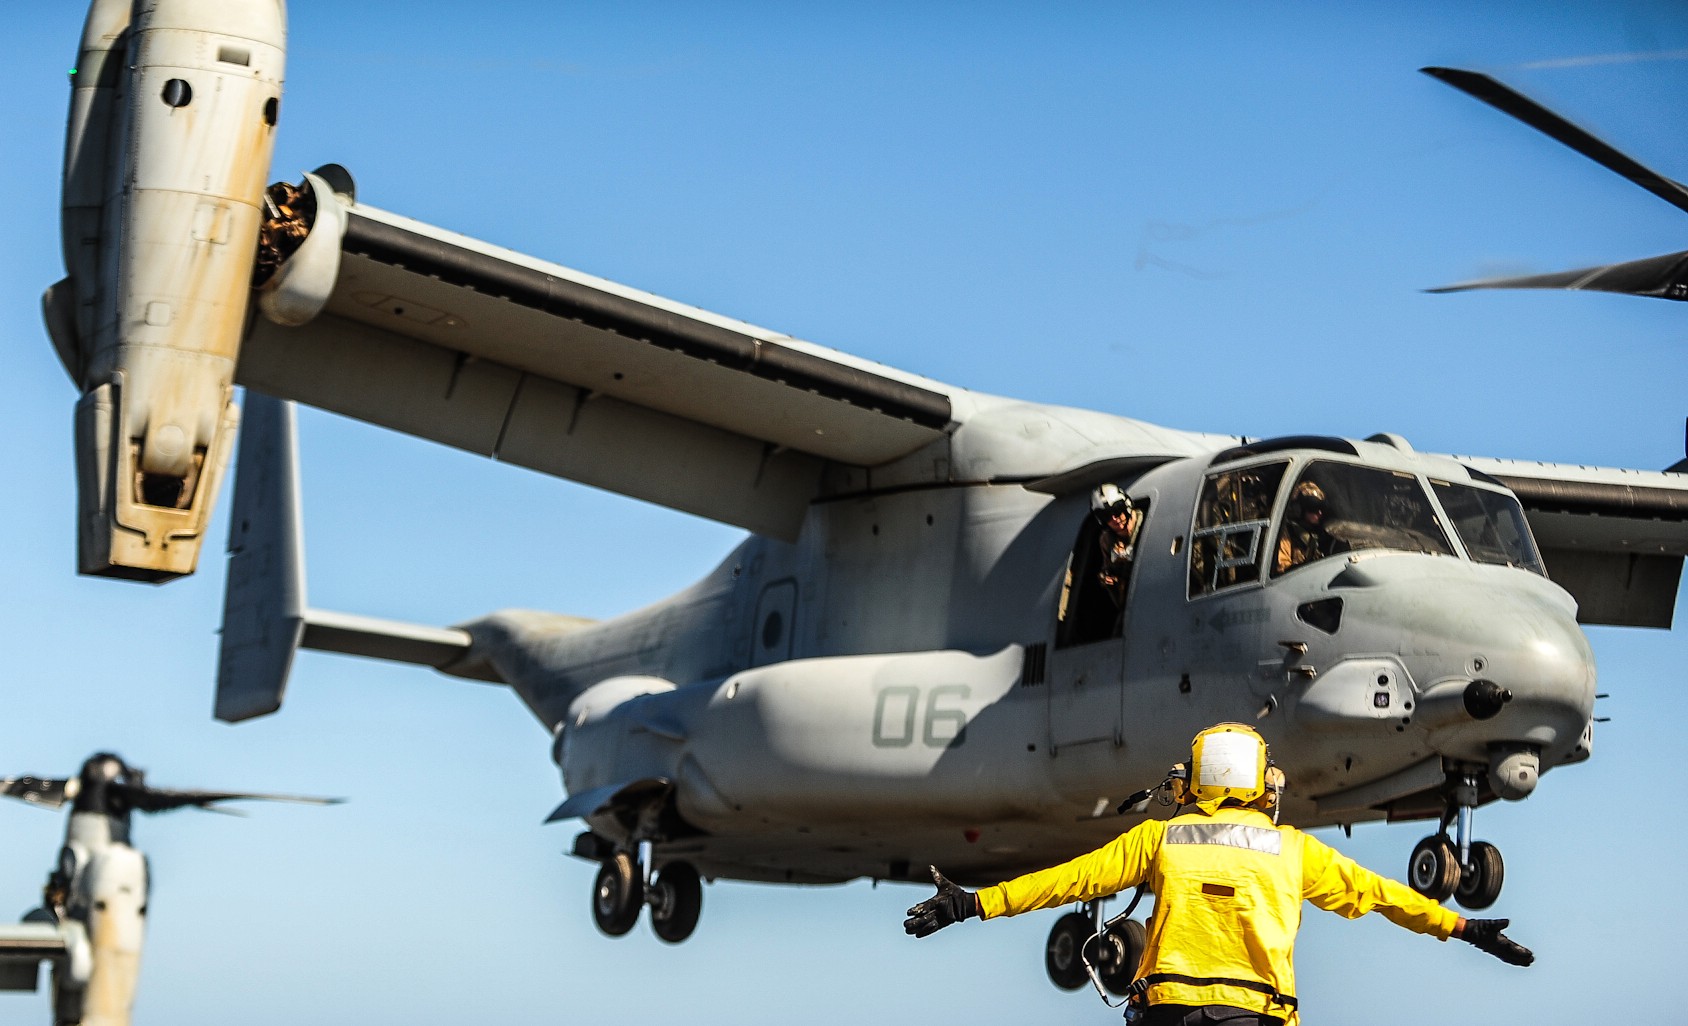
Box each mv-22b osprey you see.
[41,0,1688,989]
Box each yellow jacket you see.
[976,806,1459,1016]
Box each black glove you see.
[1460,918,1534,967]
[903,866,979,938]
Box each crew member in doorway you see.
[1092,483,1143,605]
[903,723,1531,1026]
[1275,480,1336,574]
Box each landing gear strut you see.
[588,844,706,942]
[1408,770,1505,910]
[649,862,703,943]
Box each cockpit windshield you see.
[1429,480,1546,575]
[1270,461,1453,577]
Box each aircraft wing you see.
[1455,456,1688,627]
[0,922,66,992]
[236,187,956,541]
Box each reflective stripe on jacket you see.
[975,806,1459,1016]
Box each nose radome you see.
[1322,557,1595,775]
[1413,575,1596,776]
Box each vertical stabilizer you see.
[216,391,305,722]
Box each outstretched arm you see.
[1301,835,1532,965]
[975,821,1160,920]
[1301,833,1460,936]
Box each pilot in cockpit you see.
[1274,480,1337,574]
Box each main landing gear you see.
[1044,900,1146,995]
[1407,771,1504,910]
[590,842,704,943]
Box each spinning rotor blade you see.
[0,777,72,809]
[113,783,343,815]
[1428,248,1688,301]
[1422,66,1688,216]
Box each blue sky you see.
[2,2,1686,1023]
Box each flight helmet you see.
[1092,483,1131,520]
[1187,722,1270,811]
[1287,480,1327,520]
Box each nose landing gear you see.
[1407,771,1505,910]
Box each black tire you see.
[591,852,642,937]
[1455,840,1504,911]
[1408,835,1460,901]
[650,862,703,944]
[1044,912,1092,991]
[1086,918,1146,996]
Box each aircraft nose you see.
[1302,557,1596,797]
[1401,570,1596,794]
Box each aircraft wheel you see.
[650,862,703,944]
[1455,841,1504,911]
[1408,835,1460,901]
[591,852,642,937]
[1044,912,1092,991]
[1085,918,1146,996]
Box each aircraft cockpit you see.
[1188,437,1546,598]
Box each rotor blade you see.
[114,783,344,814]
[0,777,71,810]
[1427,248,1688,301]
[1421,67,1688,217]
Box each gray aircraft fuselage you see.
[453,398,1591,886]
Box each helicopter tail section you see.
[216,392,480,722]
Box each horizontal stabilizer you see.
[301,610,472,669]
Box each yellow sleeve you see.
[1299,833,1460,939]
[976,821,1160,920]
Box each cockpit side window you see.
[1430,481,1546,575]
[1271,461,1453,577]
[1189,461,1289,597]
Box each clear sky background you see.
[2,2,1687,1023]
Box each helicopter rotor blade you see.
[1427,248,1688,301]
[0,777,73,810]
[112,783,344,814]
[1421,66,1688,217]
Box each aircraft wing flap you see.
[240,312,828,538]
[0,923,67,961]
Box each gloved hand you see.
[1459,918,1534,966]
[903,866,979,938]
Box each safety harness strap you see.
[1141,972,1299,1010]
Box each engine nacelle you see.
[51,0,286,581]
